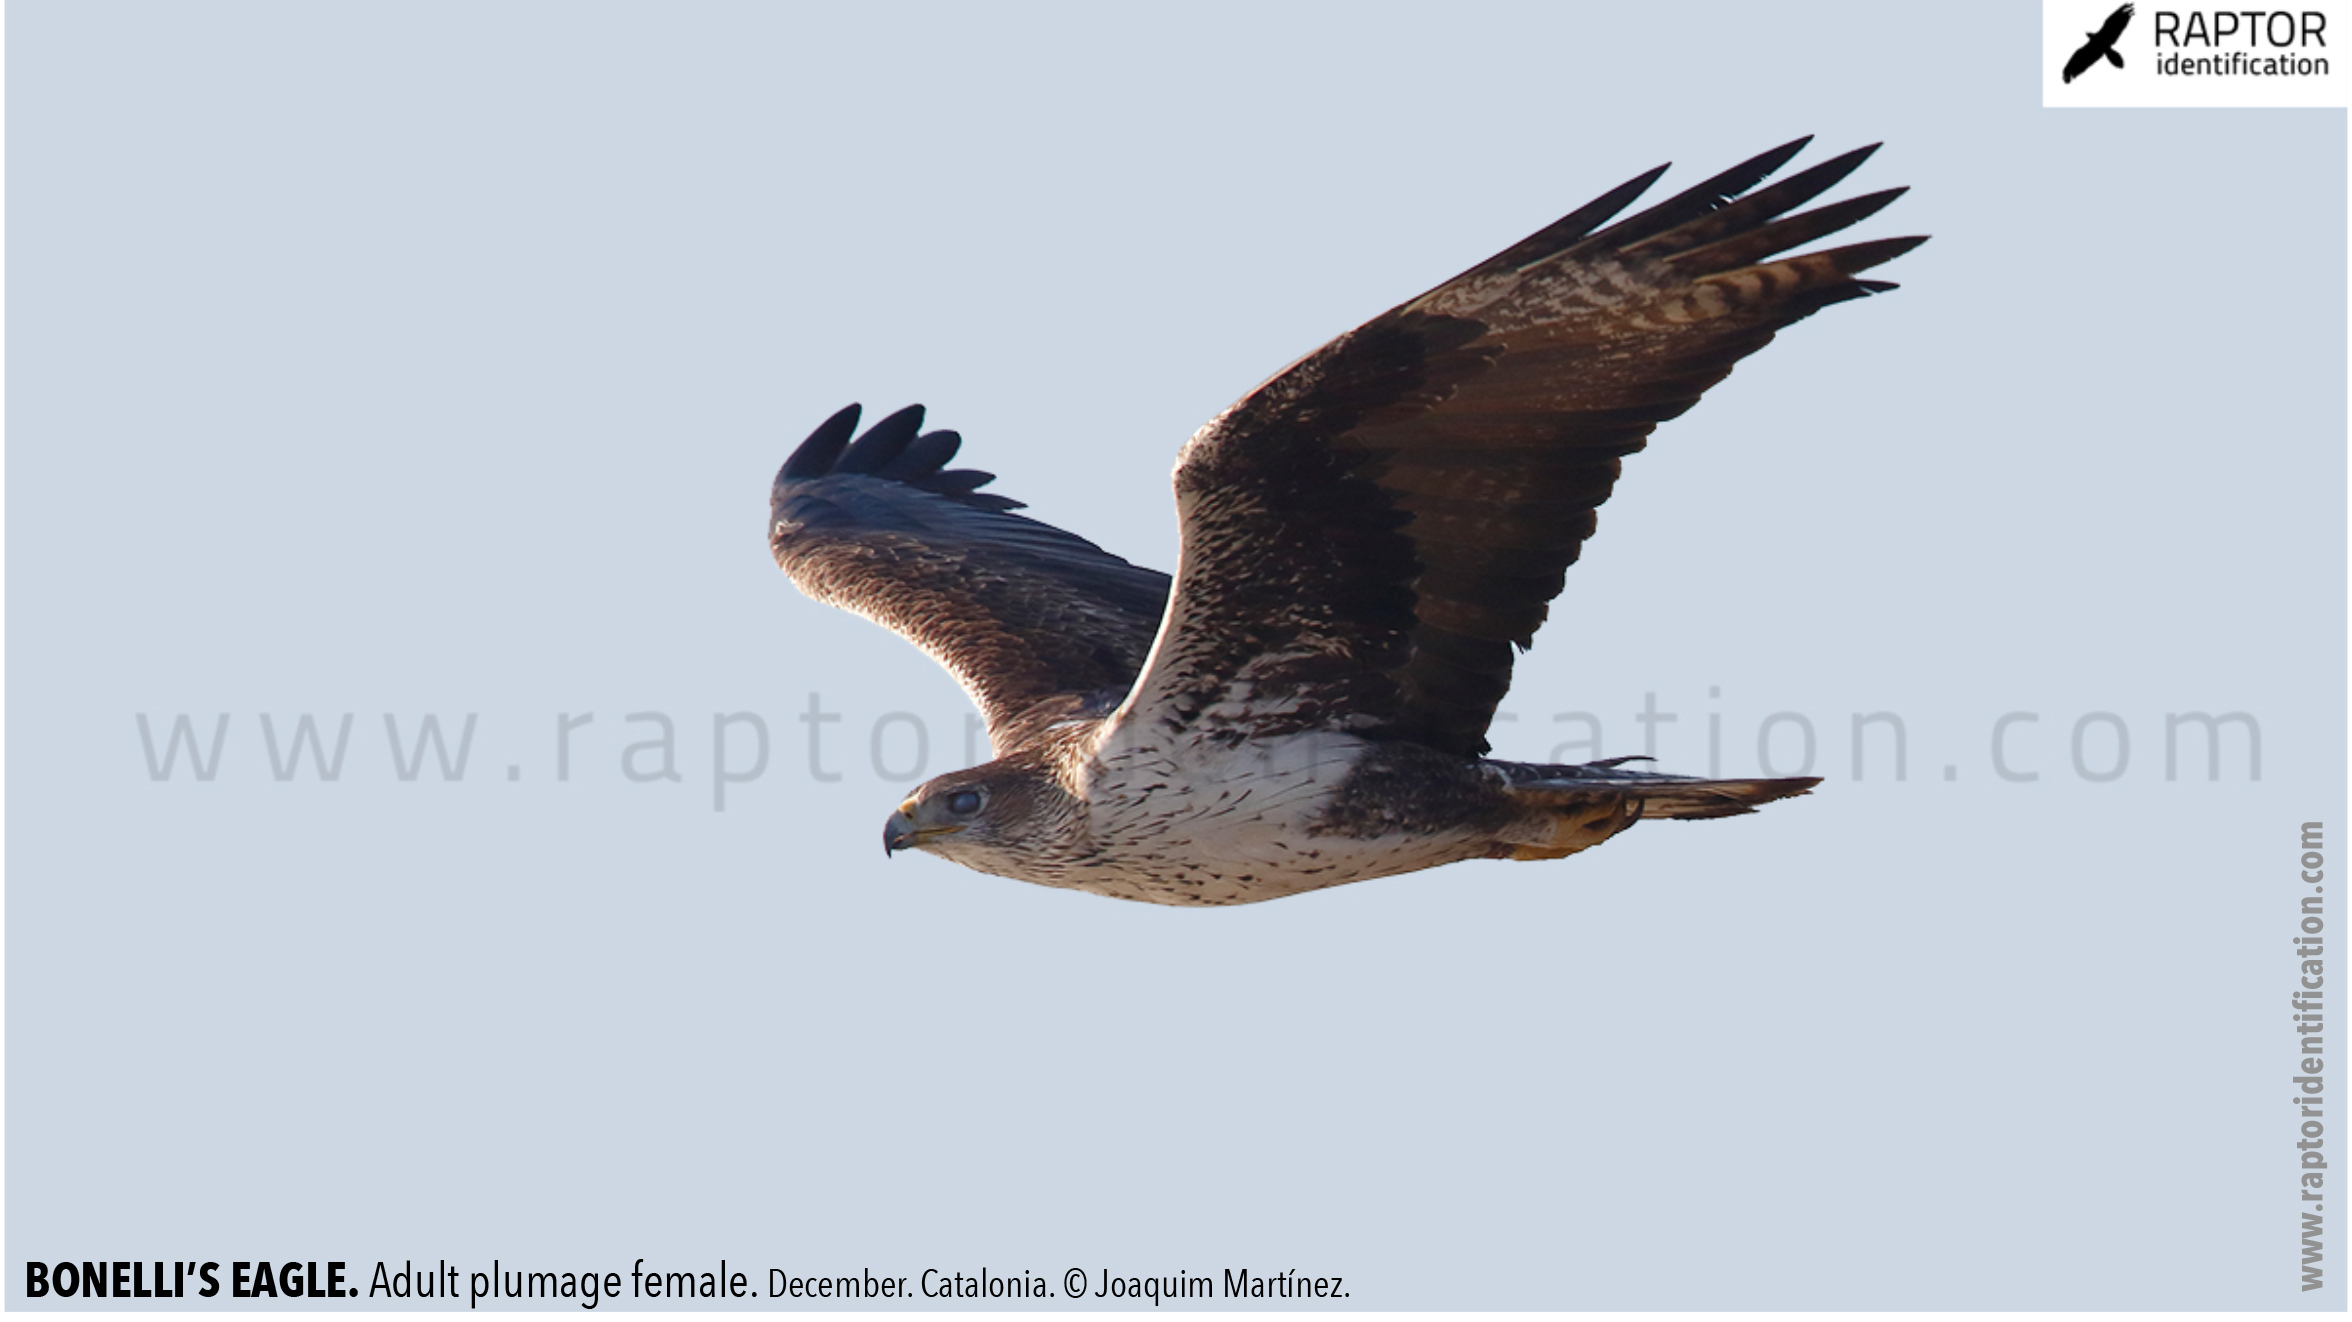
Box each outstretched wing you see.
[771,404,1172,749]
[2063,38,2102,81]
[2098,3,2135,44]
[1103,138,1924,761]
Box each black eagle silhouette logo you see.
[2064,3,2135,82]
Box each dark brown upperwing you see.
[771,404,1172,750]
[1106,139,1924,759]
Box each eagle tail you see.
[2106,48,2124,68]
[1487,761,1820,861]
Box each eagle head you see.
[881,760,1075,874]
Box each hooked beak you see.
[883,800,961,857]
[883,810,917,856]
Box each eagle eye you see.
[945,789,984,816]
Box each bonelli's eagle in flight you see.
[771,138,1923,907]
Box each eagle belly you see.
[1066,733,1499,906]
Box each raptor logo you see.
[2064,3,2137,81]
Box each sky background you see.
[8,0,2347,1310]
